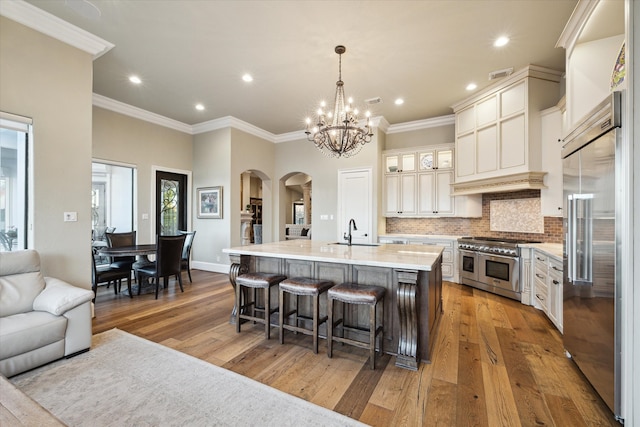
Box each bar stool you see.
[236,272,286,339]
[327,282,386,369]
[278,277,334,354]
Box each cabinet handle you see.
[552,280,560,285]
[536,294,545,301]
[551,266,561,271]
[535,273,544,279]
[536,257,544,261]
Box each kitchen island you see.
[223,240,443,370]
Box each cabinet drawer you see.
[534,276,548,306]
[548,256,562,275]
[534,265,547,282]
[533,252,548,264]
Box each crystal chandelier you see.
[305,45,373,158]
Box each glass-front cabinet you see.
[418,148,453,171]
[385,153,416,173]
[382,143,481,218]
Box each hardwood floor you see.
[93,270,618,426]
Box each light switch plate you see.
[64,212,77,222]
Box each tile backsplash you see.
[385,190,563,243]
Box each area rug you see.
[10,329,367,426]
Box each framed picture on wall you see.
[197,186,222,219]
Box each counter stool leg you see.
[327,297,334,358]
[279,288,285,344]
[264,286,271,339]
[312,293,319,354]
[236,282,242,333]
[370,303,376,370]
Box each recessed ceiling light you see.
[466,83,477,91]
[494,36,510,47]
[242,74,253,82]
[394,98,404,105]
[129,75,141,84]
[195,103,205,111]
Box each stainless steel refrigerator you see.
[562,91,622,420]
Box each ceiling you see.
[23,0,580,135]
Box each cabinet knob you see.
[552,280,560,285]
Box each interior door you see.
[337,168,373,244]
[156,171,187,236]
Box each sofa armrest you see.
[32,277,94,316]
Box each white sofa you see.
[0,250,94,377]
[285,224,311,240]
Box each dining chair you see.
[178,230,196,282]
[91,252,132,302]
[135,234,186,299]
[105,230,136,280]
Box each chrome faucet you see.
[343,218,357,246]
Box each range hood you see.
[451,171,547,196]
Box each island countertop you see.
[223,239,444,271]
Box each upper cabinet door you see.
[385,153,416,173]
[419,148,453,171]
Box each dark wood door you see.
[156,171,187,236]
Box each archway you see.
[279,172,312,241]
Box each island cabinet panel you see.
[314,262,351,285]
[284,259,314,278]
[224,240,444,370]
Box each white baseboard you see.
[191,261,230,274]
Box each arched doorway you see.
[280,172,312,240]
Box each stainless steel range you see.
[458,236,536,301]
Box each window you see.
[0,113,31,252]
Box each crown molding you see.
[0,0,114,59]
[192,116,277,142]
[386,115,454,134]
[274,130,306,143]
[93,94,192,134]
[93,93,456,140]
[555,0,599,54]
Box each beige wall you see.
[0,18,93,288]
[230,128,276,246]
[274,133,383,242]
[92,107,193,245]
[384,124,455,150]
[192,127,231,269]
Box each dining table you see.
[98,244,157,258]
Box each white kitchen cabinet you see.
[532,249,563,332]
[378,235,458,282]
[418,171,454,216]
[451,65,562,195]
[540,103,564,217]
[417,148,453,171]
[519,247,533,306]
[384,173,416,216]
[383,144,481,218]
[385,152,416,173]
[547,256,563,333]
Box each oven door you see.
[478,253,520,295]
[459,249,478,282]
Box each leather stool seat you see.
[236,272,287,339]
[327,282,386,369]
[328,282,385,304]
[279,277,334,353]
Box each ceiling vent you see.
[364,97,382,105]
[488,67,514,80]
